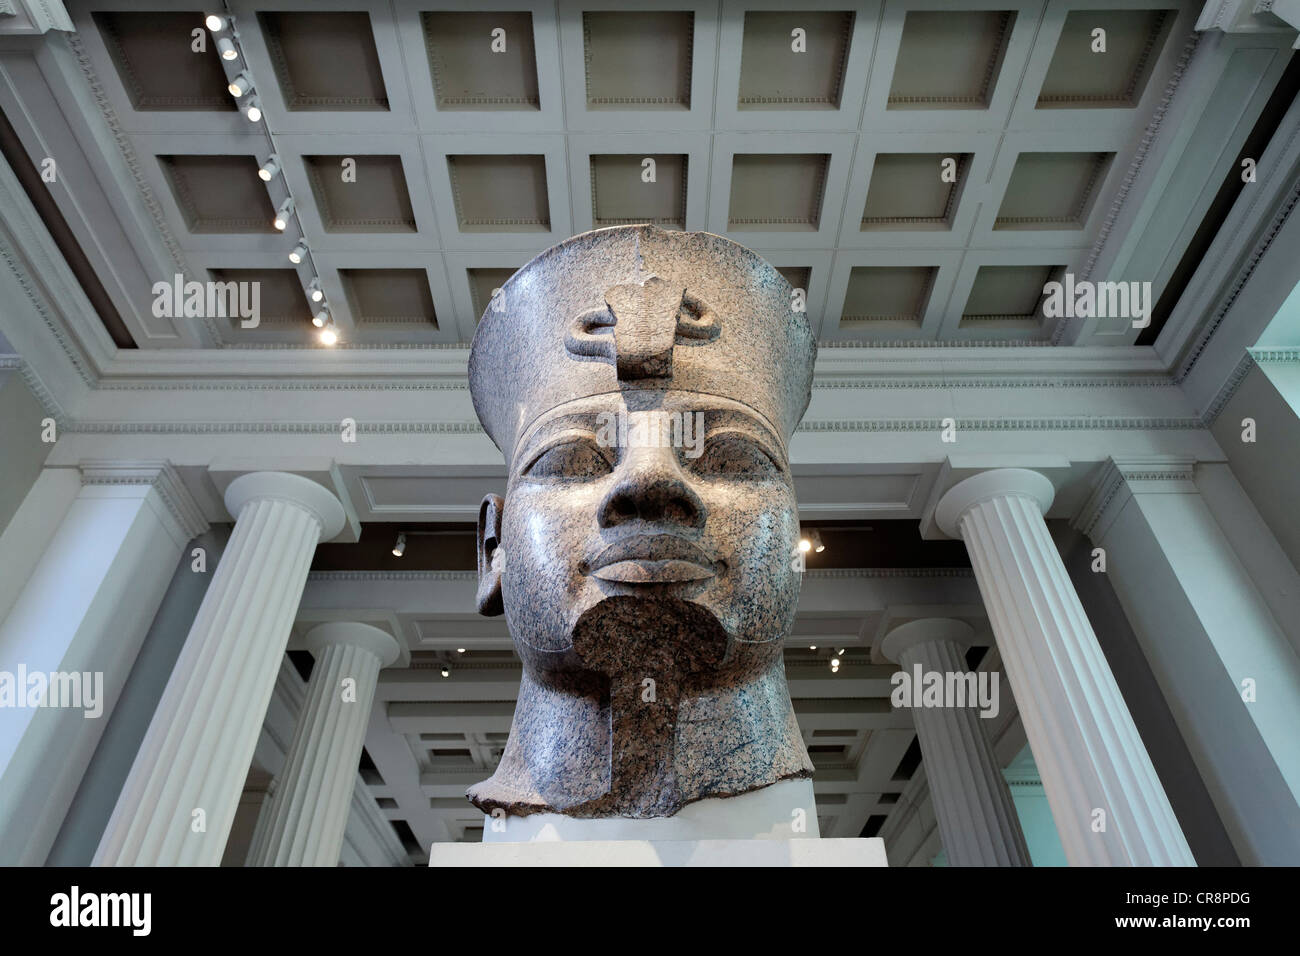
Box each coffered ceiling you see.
[10,0,1241,352]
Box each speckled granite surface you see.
[466,225,818,820]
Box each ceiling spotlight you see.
[809,644,817,651]
[318,324,338,346]
[392,533,406,557]
[216,36,238,60]
[307,278,324,302]
[808,529,825,553]
[838,648,846,656]
[312,307,329,328]
[798,538,812,553]
[457,648,466,654]
[204,14,227,32]
[831,657,840,668]
[227,71,252,98]
[272,197,294,231]
[440,665,450,678]
[243,96,262,123]
[288,241,308,264]
[257,155,280,182]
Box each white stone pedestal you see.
[430,838,888,867]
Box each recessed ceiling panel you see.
[159,155,276,232]
[995,152,1114,230]
[738,11,855,110]
[259,12,388,110]
[340,269,437,328]
[841,266,935,329]
[777,266,811,293]
[304,155,416,233]
[728,153,829,231]
[468,267,519,318]
[1037,9,1173,109]
[960,264,1060,328]
[888,10,1015,109]
[862,153,970,230]
[583,11,693,109]
[208,268,311,329]
[447,155,550,232]
[591,154,687,228]
[94,12,235,111]
[423,12,540,110]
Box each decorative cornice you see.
[797,416,1203,433]
[78,459,209,539]
[64,415,1207,436]
[304,568,974,582]
[1065,28,1201,345]
[1176,161,1300,383]
[307,570,476,582]
[60,31,211,339]
[1200,351,1256,425]
[802,568,973,579]
[1073,456,1197,540]
[0,356,64,422]
[0,208,97,390]
[1248,346,1300,364]
[93,373,1177,393]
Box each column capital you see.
[304,621,401,668]
[224,471,345,541]
[879,617,976,664]
[935,468,1054,539]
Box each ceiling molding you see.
[1073,29,1201,299]
[63,414,1206,436]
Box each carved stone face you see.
[466,225,816,817]
[495,388,801,687]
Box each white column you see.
[254,622,399,866]
[1075,457,1300,864]
[94,472,344,867]
[0,462,206,864]
[881,618,1030,867]
[935,468,1194,866]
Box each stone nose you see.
[597,440,706,530]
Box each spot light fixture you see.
[288,241,308,264]
[243,96,262,123]
[272,197,294,231]
[216,36,237,60]
[440,665,450,678]
[391,532,406,557]
[307,278,323,302]
[318,321,338,346]
[312,307,329,328]
[227,71,252,98]
[204,13,227,32]
[257,155,280,182]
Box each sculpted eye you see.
[522,438,612,480]
[688,433,780,479]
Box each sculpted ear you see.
[475,493,505,617]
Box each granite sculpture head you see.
[467,225,817,818]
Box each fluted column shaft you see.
[883,618,1030,866]
[94,472,344,866]
[254,622,399,866]
[936,469,1194,866]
